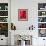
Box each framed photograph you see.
[18,9,28,21]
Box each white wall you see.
[11,0,46,46]
[11,0,46,30]
[11,0,38,30]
